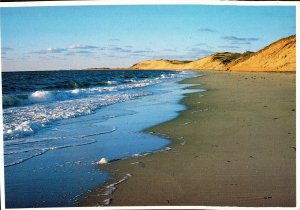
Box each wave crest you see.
[29,90,53,103]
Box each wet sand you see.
[81,71,296,207]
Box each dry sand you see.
[81,71,296,207]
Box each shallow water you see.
[3,70,189,166]
[3,70,202,208]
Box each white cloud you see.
[68,45,98,49]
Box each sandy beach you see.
[81,71,296,207]
[1,3,297,209]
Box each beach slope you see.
[104,71,296,207]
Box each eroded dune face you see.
[130,35,296,72]
[229,35,296,72]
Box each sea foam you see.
[3,91,151,140]
[29,90,53,102]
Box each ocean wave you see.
[4,126,117,167]
[3,91,151,140]
[3,70,196,141]
[4,149,49,167]
[3,95,27,107]
[3,79,154,108]
[3,70,190,109]
[4,139,97,167]
[28,90,53,103]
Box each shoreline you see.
[76,71,201,207]
[3,70,194,208]
[80,71,296,207]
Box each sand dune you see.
[129,35,296,72]
[130,59,189,70]
[229,35,296,71]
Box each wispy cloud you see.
[32,44,99,55]
[46,48,67,53]
[131,49,154,54]
[247,38,259,41]
[68,44,98,50]
[107,47,132,53]
[221,36,258,41]
[198,28,216,32]
[30,44,156,59]
[32,47,67,54]
[221,36,259,45]
[2,47,13,51]
[1,47,13,55]
[77,50,93,54]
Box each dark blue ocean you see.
[2,70,201,208]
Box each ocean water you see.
[2,70,201,208]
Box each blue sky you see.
[1,5,296,71]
